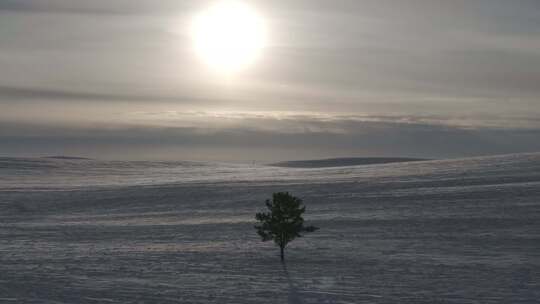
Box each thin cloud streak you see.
[0,0,193,15]
[0,85,232,104]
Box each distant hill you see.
[269,157,428,168]
[42,156,92,160]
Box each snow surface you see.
[1,153,540,303]
[269,157,426,168]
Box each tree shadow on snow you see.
[282,262,303,304]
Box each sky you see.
[1,0,540,161]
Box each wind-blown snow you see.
[1,153,539,303]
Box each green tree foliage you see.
[255,192,318,261]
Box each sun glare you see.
[191,1,267,73]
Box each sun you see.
[191,1,267,73]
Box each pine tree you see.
[255,192,318,262]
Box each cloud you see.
[117,110,540,130]
[1,114,540,161]
[0,85,136,102]
[1,0,539,161]
[0,85,222,104]
[0,0,192,15]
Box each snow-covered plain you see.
[1,153,539,303]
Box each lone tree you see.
[255,192,318,262]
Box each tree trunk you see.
[280,246,284,262]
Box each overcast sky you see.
[1,0,540,161]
